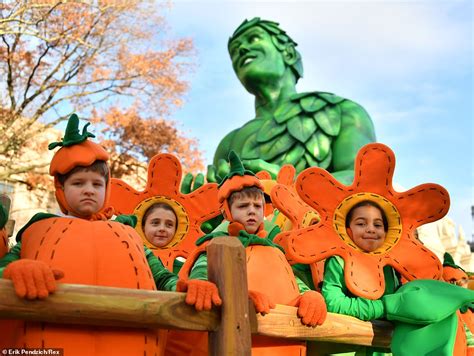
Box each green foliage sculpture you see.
[212,18,376,184]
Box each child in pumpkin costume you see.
[181,151,327,356]
[443,252,474,354]
[0,114,221,355]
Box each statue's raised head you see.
[228,17,303,83]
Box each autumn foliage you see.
[0,0,202,187]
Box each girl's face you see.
[143,207,177,248]
[347,205,386,252]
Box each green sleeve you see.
[322,256,385,321]
[295,274,310,293]
[189,253,208,281]
[0,241,22,277]
[145,246,178,291]
[292,263,316,290]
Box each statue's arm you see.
[331,100,376,184]
[213,130,236,167]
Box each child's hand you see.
[176,279,222,311]
[3,259,64,300]
[248,290,276,315]
[291,290,327,327]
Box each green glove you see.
[382,279,474,324]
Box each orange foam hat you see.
[48,114,110,217]
[274,143,449,299]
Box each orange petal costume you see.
[4,114,164,355]
[109,153,220,270]
[109,153,220,356]
[274,142,449,300]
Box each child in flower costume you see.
[274,143,474,356]
[180,151,327,356]
[0,114,221,355]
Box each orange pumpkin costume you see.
[0,114,168,355]
[180,151,327,356]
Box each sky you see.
[162,0,473,239]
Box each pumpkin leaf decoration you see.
[48,114,95,150]
[443,252,466,272]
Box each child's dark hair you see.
[346,200,389,232]
[142,202,177,228]
[57,160,109,186]
[228,186,264,207]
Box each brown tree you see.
[0,0,201,187]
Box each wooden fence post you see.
[207,236,251,356]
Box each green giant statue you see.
[212,18,376,184]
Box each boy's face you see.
[229,195,264,234]
[63,170,106,218]
[347,205,386,252]
[143,207,177,248]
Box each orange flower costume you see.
[274,143,473,355]
[274,142,448,299]
[109,153,220,270]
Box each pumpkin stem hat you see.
[49,114,111,217]
[442,252,468,283]
[217,151,266,237]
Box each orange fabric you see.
[249,290,276,314]
[109,153,220,270]
[6,217,162,355]
[164,330,208,356]
[453,311,468,356]
[288,290,327,326]
[269,165,319,232]
[218,174,264,220]
[443,265,469,284]
[176,279,222,311]
[3,259,63,299]
[0,227,7,258]
[49,139,111,216]
[228,221,267,238]
[180,242,308,355]
[274,143,448,299]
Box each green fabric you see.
[322,256,398,321]
[16,213,57,242]
[196,229,285,253]
[443,252,466,272]
[48,113,95,150]
[391,312,459,356]
[144,246,178,291]
[0,241,21,278]
[293,263,316,291]
[465,318,474,347]
[172,258,184,275]
[218,150,256,188]
[189,252,311,294]
[383,279,474,324]
[0,204,8,229]
[114,214,137,227]
[189,253,209,281]
[382,279,474,356]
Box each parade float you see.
[0,17,472,356]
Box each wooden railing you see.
[0,236,393,355]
